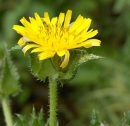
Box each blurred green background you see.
[1,0,130,125]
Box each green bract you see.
[29,49,102,83]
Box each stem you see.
[1,97,13,126]
[49,77,57,126]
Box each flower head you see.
[13,10,101,68]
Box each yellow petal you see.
[58,13,65,26]
[87,30,98,38]
[22,44,40,54]
[84,18,92,31]
[82,30,98,41]
[22,37,30,42]
[20,17,30,27]
[29,17,37,26]
[17,38,26,47]
[83,39,101,48]
[60,50,70,68]
[51,17,58,25]
[38,51,55,60]
[69,15,83,32]
[31,47,44,53]
[18,37,30,47]
[34,13,43,26]
[44,12,51,24]
[41,18,46,22]
[64,10,72,28]
[13,25,25,35]
[75,18,92,34]
[57,50,66,56]
[23,31,42,45]
[29,17,42,32]
[20,17,37,35]
[86,18,92,31]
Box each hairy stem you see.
[49,77,57,126]
[2,97,13,126]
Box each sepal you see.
[58,50,102,82]
[23,49,101,83]
[9,45,21,51]
[29,53,59,82]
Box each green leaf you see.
[15,107,44,126]
[31,107,38,126]
[31,107,44,126]
[37,108,44,126]
[15,114,28,126]
[120,111,130,126]
[90,109,100,126]
[0,44,20,98]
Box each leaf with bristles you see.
[15,107,45,126]
[0,43,20,98]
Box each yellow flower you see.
[13,10,101,68]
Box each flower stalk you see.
[49,77,57,126]
[1,97,13,126]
